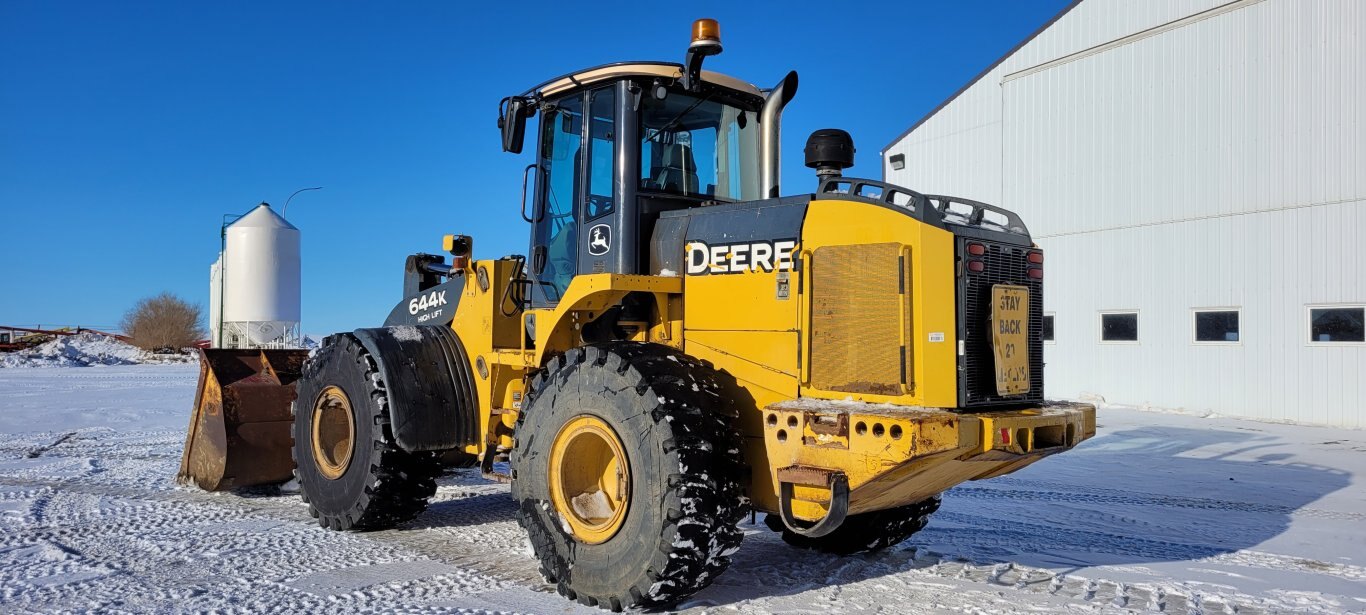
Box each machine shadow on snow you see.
[214,420,1350,608]
[400,489,519,531]
[682,423,1353,607]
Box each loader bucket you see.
[177,348,310,491]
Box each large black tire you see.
[765,495,942,555]
[511,343,747,611]
[292,333,442,531]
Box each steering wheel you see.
[541,191,575,234]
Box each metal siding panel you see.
[999,0,1364,239]
[1040,202,1364,427]
[1005,0,1228,74]
[886,65,1005,204]
[892,0,1365,427]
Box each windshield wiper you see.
[644,93,714,145]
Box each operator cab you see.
[499,20,792,307]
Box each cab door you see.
[578,87,618,278]
[529,94,583,306]
[528,86,620,307]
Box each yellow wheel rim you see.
[548,415,631,544]
[311,386,355,480]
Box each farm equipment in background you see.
[178,19,1096,611]
[0,325,132,353]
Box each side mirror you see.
[499,97,534,154]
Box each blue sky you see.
[0,1,1070,335]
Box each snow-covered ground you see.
[1,365,1363,614]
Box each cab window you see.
[532,95,582,303]
[586,89,615,220]
[639,91,759,201]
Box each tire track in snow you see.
[927,509,1366,583]
[4,366,1362,614]
[0,466,554,612]
[5,457,1358,614]
[713,526,1326,615]
[4,468,1354,614]
[957,478,1366,522]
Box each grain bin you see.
[215,203,301,348]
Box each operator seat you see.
[651,143,700,195]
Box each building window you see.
[1100,312,1138,342]
[1194,309,1240,343]
[1042,314,1055,342]
[1308,305,1365,343]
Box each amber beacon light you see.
[691,18,721,48]
[682,18,722,91]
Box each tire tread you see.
[291,334,441,531]
[512,342,746,611]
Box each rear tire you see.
[764,496,941,555]
[292,333,441,531]
[511,343,747,611]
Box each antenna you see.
[283,186,323,216]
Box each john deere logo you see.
[686,239,797,275]
[588,224,611,256]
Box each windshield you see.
[639,91,760,202]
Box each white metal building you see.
[883,0,1365,427]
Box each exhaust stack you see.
[760,71,799,198]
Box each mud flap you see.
[177,348,309,491]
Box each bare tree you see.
[120,293,207,352]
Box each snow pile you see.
[0,332,190,368]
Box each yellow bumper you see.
[755,400,1096,521]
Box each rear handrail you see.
[924,194,1031,237]
[817,177,939,223]
[813,177,1032,239]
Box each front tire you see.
[511,343,747,611]
[291,333,441,530]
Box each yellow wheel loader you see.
[179,19,1095,611]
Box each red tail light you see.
[1028,267,1043,279]
[967,261,985,273]
[1028,251,1043,264]
[967,242,986,256]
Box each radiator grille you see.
[960,241,1044,406]
[810,243,907,396]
